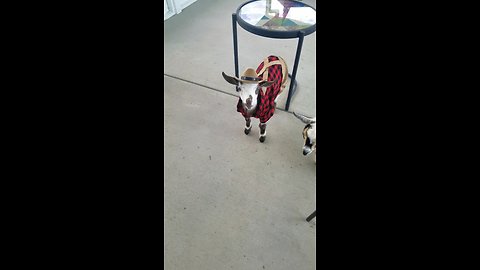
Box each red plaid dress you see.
[237,55,287,123]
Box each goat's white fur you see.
[274,92,282,105]
[303,122,316,158]
[294,112,316,163]
[238,83,261,110]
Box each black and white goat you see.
[293,112,316,162]
[222,55,288,142]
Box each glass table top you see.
[238,0,316,32]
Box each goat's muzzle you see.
[245,95,253,109]
[303,146,313,156]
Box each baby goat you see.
[222,55,288,142]
[293,112,316,162]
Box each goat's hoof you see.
[244,128,251,135]
[259,136,266,143]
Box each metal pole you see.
[306,210,316,222]
[285,31,305,111]
[232,13,239,78]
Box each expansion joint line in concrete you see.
[163,74,289,113]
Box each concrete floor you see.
[164,0,316,115]
[164,1,316,269]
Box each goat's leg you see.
[259,122,267,142]
[244,117,252,135]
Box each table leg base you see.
[288,73,297,99]
[306,210,316,222]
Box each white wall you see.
[164,0,168,16]
[175,0,197,11]
[164,0,197,21]
[164,0,175,21]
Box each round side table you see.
[232,0,316,111]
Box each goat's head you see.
[222,69,275,110]
[293,112,316,156]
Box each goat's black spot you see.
[305,137,313,148]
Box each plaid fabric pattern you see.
[237,55,285,123]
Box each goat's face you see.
[294,112,316,156]
[302,122,316,156]
[237,83,260,110]
[222,72,275,110]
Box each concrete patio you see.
[164,1,316,269]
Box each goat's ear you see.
[222,72,239,85]
[258,79,276,88]
[293,112,315,124]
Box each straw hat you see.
[238,68,262,83]
[222,68,262,85]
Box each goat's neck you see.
[243,103,258,117]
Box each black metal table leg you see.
[232,13,239,78]
[288,73,297,96]
[285,31,305,111]
[232,18,305,111]
[306,210,316,222]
